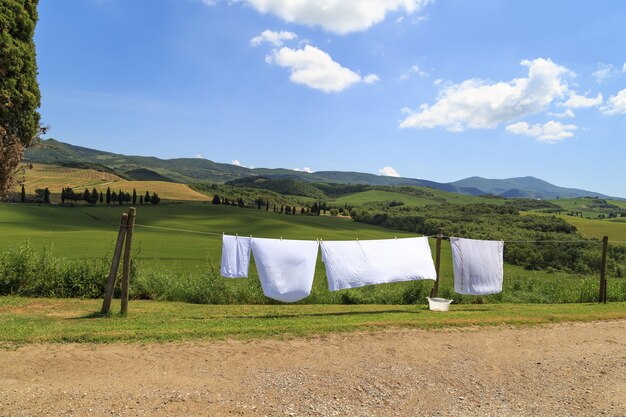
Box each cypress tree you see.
[132,189,137,205]
[118,190,123,205]
[212,194,221,205]
[266,200,269,211]
[43,187,50,204]
[61,188,66,204]
[292,206,296,215]
[106,187,111,205]
[0,0,42,196]
[20,184,25,202]
[83,188,90,202]
[99,191,103,204]
[139,195,143,205]
[145,190,150,202]
[91,188,98,204]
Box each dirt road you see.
[1,320,624,416]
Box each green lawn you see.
[1,297,624,345]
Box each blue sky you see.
[35,0,626,196]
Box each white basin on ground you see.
[427,297,453,312]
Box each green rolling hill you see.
[24,139,622,200]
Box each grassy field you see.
[1,297,624,345]
[2,202,624,305]
[527,212,626,244]
[330,187,505,207]
[332,190,438,206]
[18,163,209,202]
[548,197,625,218]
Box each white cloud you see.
[266,45,366,93]
[231,159,248,167]
[433,78,443,86]
[250,30,297,47]
[400,58,571,131]
[623,62,626,72]
[363,74,380,84]
[400,64,429,80]
[592,63,616,83]
[547,109,575,118]
[378,166,400,177]
[293,167,313,173]
[601,88,626,115]
[195,154,204,159]
[562,92,603,108]
[244,0,430,34]
[506,120,577,143]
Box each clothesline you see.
[133,223,617,245]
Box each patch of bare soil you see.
[1,320,624,417]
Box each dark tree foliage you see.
[132,189,137,205]
[20,184,25,202]
[292,206,296,215]
[99,191,103,204]
[237,197,244,208]
[43,187,49,203]
[150,192,160,204]
[0,0,41,196]
[106,187,111,205]
[139,195,143,205]
[0,0,40,144]
[212,194,221,205]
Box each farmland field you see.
[18,163,210,202]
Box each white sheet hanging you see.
[320,236,437,291]
[451,237,504,295]
[220,235,252,278]
[251,237,319,303]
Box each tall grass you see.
[2,242,625,304]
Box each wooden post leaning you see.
[120,207,136,315]
[100,213,128,315]
[599,236,609,304]
[430,228,443,298]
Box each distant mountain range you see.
[24,139,621,200]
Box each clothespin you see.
[280,236,283,242]
[236,233,238,239]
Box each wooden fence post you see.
[120,207,136,315]
[100,213,128,315]
[599,236,608,304]
[430,229,443,298]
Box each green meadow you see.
[1,297,624,345]
[1,202,624,304]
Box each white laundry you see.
[451,237,504,295]
[251,237,319,303]
[320,237,437,291]
[220,235,252,278]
